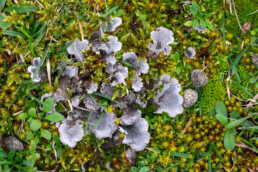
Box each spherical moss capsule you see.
[227,106,232,111]
[246,65,250,70]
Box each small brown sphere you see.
[191,69,208,87]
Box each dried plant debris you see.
[191,69,208,87]
[148,27,174,56]
[183,89,198,108]
[185,47,196,59]
[27,57,47,82]
[100,17,122,32]
[154,76,184,117]
[67,39,90,62]
[122,118,150,151]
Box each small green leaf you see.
[30,119,41,131]
[215,113,228,126]
[199,18,207,30]
[209,107,216,117]
[4,5,38,13]
[193,19,199,28]
[226,117,250,129]
[44,112,64,122]
[19,113,28,120]
[0,0,6,12]
[43,97,54,113]
[101,5,120,18]
[184,21,193,27]
[215,102,227,118]
[0,13,11,30]
[206,22,214,30]
[139,167,149,172]
[28,108,37,118]
[40,129,51,140]
[224,130,235,150]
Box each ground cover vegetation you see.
[0,0,257,171]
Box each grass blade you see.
[102,5,120,18]
[0,13,11,30]
[33,45,49,80]
[231,80,253,97]
[90,111,105,130]
[92,92,123,107]
[222,15,226,47]
[4,5,38,13]
[227,36,256,71]
[2,30,26,38]
[0,0,6,12]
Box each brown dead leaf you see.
[241,22,251,35]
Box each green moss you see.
[201,76,227,114]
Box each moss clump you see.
[201,76,227,114]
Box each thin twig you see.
[231,0,244,33]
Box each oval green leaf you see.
[215,113,228,126]
[224,130,235,150]
[19,113,28,120]
[215,102,227,118]
[28,108,37,118]
[43,97,54,113]
[30,119,41,131]
[44,112,64,122]
[40,129,51,140]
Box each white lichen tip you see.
[154,77,184,118]
[62,66,79,78]
[132,76,143,92]
[106,36,122,54]
[27,57,47,82]
[86,81,98,94]
[58,120,84,148]
[112,64,128,86]
[148,27,174,56]
[122,118,150,151]
[88,112,118,139]
[122,52,149,75]
[185,47,196,59]
[120,105,142,126]
[83,96,100,111]
[92,36,122,54]
[67,39,89,62]
[101,17,122,32]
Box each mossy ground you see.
[0,0,257,171]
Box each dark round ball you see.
[191,69,208,87]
